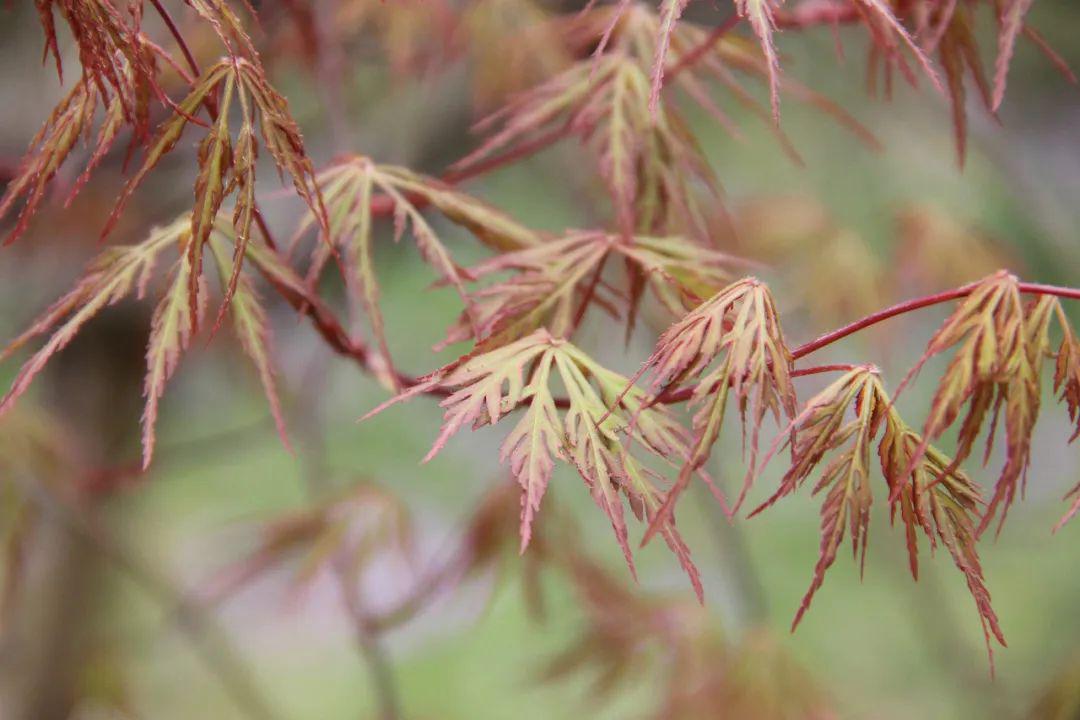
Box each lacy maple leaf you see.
[0,215,296,467]
[363,329,704,598]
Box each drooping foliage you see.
[0,0,1078,694]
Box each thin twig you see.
[791,280,1080,361]
[790,283,977,360]
[666,13,742,80]
[149,0,201,78]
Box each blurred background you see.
[1,1,1079,718]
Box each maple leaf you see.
[1047,302,1080,530]
[1053,305,1080,446]
[296,157,541,385]
[1,215,296,469]
[933,2,994,167]
[733,0,784,123]
[649,0,785,123]
[184,0,261,60]
[616,233,745,328]
[901,0,1068,165]
[363,329,702,596]
[859,0,943,92]
[0,218,180,424]
[0,78,103,246]
[35,0,161,133]
[625,278,795,542]
[499,349,563,551]
[103,57,325,331]
[206,232,290,452]
[439,231,740,350]
[9,2,279,245]
[746,362,1007,660]
[992,0,1034,111]
[646,0,940,124]
[479,4,877,239]
[895,271,1052,536]
[375,165,544,252]
[436,232,616,349]
[142,233,206,468]
[455,49,726,241]
[0,42,166,246]
[751,366,884,628]
[878,410,1006,665]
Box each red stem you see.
[149,0,202,78]
[791,363,856,377]
[1018,282,1080,302]
[666,13,743,80]
[791,283,977,360]
[652,280,1080,405]
[791,280,1080,362]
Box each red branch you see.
[791,281,1080,361]
[790,284,977,360]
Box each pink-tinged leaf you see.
[748,367,883,628]
[143,245,205,469]
[858,0,944,94]
[103,61,232,240]
[736,0,783,123]
[992,0,1034,111]
[628,278,796,545]
[650,0,691,116]
[0,220,179,419]
[622,454,704,602]
[208,236,291,453]
[879,413,1006,667]
[189,71,237,333]
[1052,304,1080,445]
[360,331,553,456]
[891,272,1023,504]
[365,331,702,593]
[554,349,638,578]
[500,350,564,553]
[0,79,98,245]
[215,109,259,336]
[436,231,614,348]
